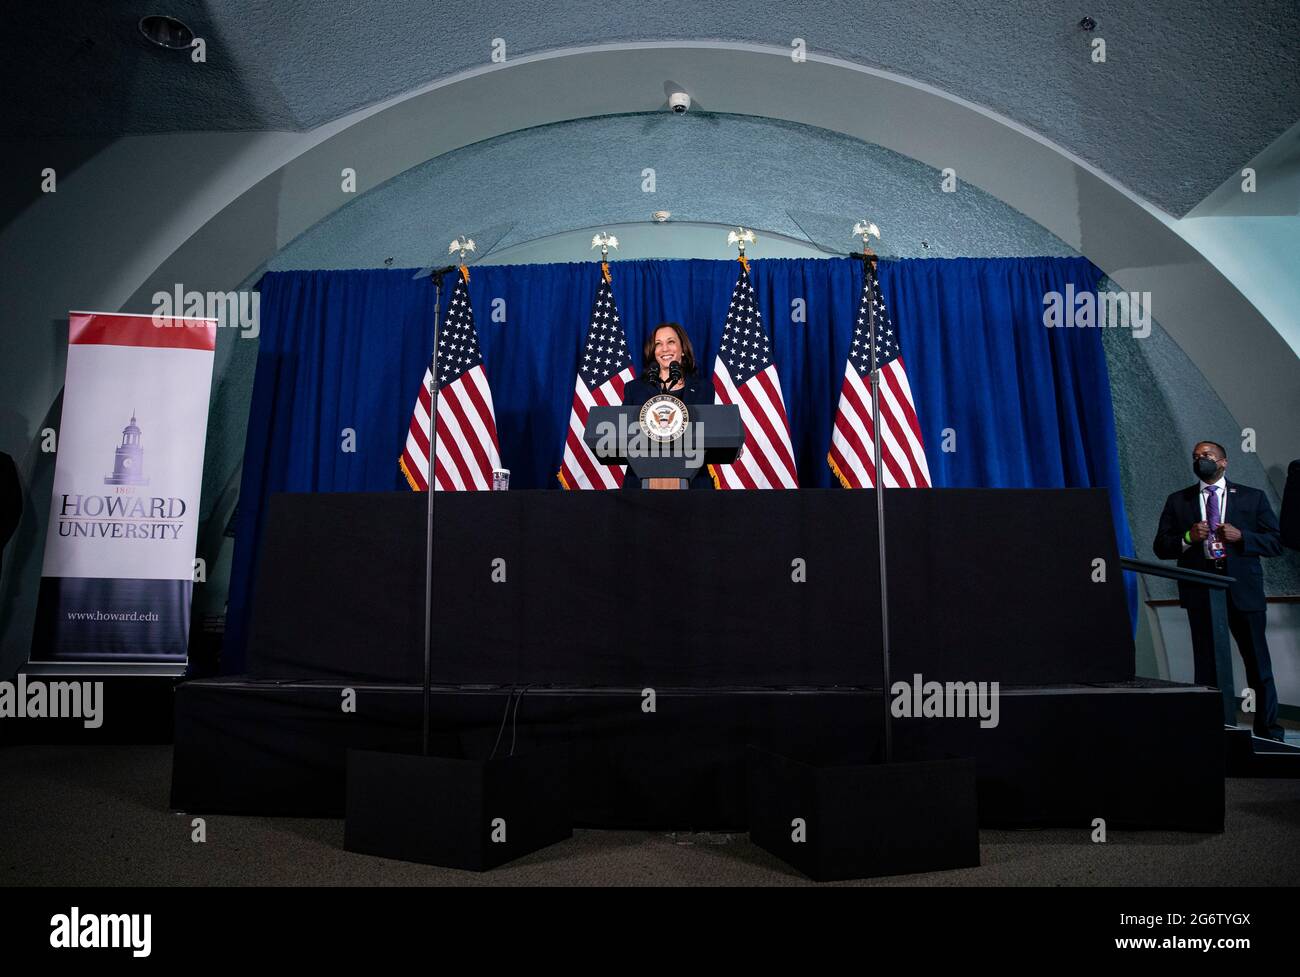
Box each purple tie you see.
[1205,486,1220,555]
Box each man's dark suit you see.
[1154,480,1283,739]
[1282,459,1300,552]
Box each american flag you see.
[557,270,635,489]
[710,264,799,489]
[399,271,502,491]
[828,268,931,488]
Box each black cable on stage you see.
[487,686,515,761]
[508,684,533,757]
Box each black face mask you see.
[1194,457,1220,481]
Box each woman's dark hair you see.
[641,322,697,376]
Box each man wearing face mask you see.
[1154,441,1285,740]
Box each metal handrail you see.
[1119,556,1234,588]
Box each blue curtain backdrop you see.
[224,256,1132,672]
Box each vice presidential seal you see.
[639,394,690,443]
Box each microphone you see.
[667,360,682,389]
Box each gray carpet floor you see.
[3,745,1299,886]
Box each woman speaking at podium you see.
[620,322,715,490]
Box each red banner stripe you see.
[69,312,216,351]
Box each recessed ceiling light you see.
[138,15,195,50]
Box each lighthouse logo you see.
[104,412,149,486]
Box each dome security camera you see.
[668,92,691,114]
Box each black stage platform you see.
[171,679,1223,830]
[244,489,1133,686]
[173,489,1225,832]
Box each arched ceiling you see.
[5,0,1298,217]
[268,113,1074,271]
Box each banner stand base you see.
[20,661,187,678]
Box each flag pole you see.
[421,236,476,755]
[422,272,442,757]
[853,221,892,765]
[867,251,892,765]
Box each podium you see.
[583,403,742,489]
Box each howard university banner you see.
[29,312,216,667]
